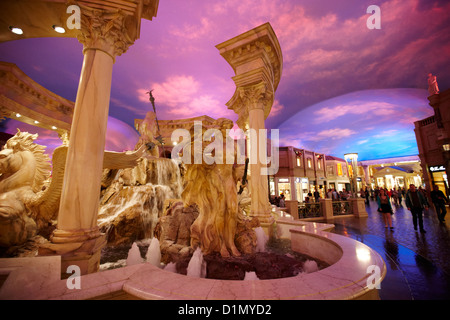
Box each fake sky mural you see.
[0,0,449,160]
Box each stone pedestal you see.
[320,198,334,221]
[285,200,299,219]
[39,234,106,277]
[350,198,369,218]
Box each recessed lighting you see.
[34,120,39,124]
[51,126,57,130]
[9,26,23,35]
[52,25,65,34]
[16,113,21,117]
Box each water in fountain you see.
[126,242,144,266]
[164,262,177,273]
[244,271,260,280]
[187,247,207,278]
[254,227,268,252]
[145,237,161,267]
[303,260,319,273]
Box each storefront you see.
[273,177,311,202]
[277,177,292,200]
[295,177,309,202]
[429,165,449,197]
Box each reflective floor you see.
[331,198,450,300]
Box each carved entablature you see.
[217,23,282,130]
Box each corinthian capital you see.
[238,82,273,111]
[227,82,274,130]
[77,4,135,59]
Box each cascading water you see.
[98,157,183,243]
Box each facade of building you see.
[271,146,335,201]
[325,155,351,193]
[414,88,450,197]
[359,156,423,191]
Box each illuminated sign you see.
[430,165,446,172]
[337,163,343,176]
[278,178,289,182]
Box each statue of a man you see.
[428,73,439,95]
[135,111,160,157]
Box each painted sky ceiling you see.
[0,0,449,160]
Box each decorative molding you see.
[0,106,10,122]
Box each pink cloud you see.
[267,99,284,118]
[138,75,235,120]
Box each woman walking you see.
[377,188,394,230]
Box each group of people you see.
[375,184,448,233]
[272,194,286,207]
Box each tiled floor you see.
[330,198,450,300]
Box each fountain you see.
[0,22,386,301]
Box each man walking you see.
[405,184,429,233]
[430,185,448,223]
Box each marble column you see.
[216,23,283,232]
[39,7,135,275]
[243,83,273,223]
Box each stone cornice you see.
[0,61,73,133]
[216,22,283,91]
[0,0,159,43]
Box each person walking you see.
[377,188,394,230]
[430,185,448,223]
[313,188,320,203]
[405,184,429,233]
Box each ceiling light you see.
[34,120,39,124]
[52,25,65,34]
[9,26,23,35]
[51,126,57,130]
[15,113,21,117]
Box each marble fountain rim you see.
[120,220,387,300]
[0,220,387,300]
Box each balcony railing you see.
[418,115,435,127]
[332,201,353,216]
[298,203,322,219]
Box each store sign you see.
[430,165,446,172]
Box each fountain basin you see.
[0,220,386,300]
